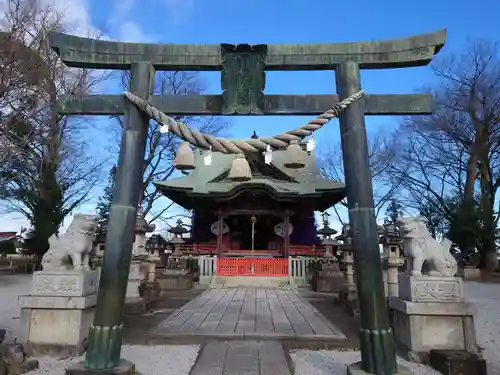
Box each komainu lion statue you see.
[398,216,457,277]
[41,213,99,270]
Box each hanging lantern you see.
[228,153,252,182]
[174,142,195,171]
[283,139,306,169]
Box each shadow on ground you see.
[122,287,206,344]
[296,289,360,350]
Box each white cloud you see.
[162,0,195,24]
[106,0,157,42]
[0,0,103,234]
[48,0,99,37]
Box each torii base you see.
[347,362,414,375]
[65,359,139,375]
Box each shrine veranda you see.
[45,30,445,374]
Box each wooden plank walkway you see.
[151,287,346,341]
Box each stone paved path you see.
[190,341,291,375]
[152,287,346,340]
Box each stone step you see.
[212,276,290,288]
[190,340,291,375]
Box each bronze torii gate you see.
[50,30,445,375]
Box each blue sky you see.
[2,0,499,232]
[88,0,498,151]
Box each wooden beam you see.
[56,93,434,116]
[49,30,446,70]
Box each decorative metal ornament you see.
[210,220,230,235]
[274,222,293,237]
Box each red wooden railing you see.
[183,244,334,257]
[216,258,289,276]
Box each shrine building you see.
[155,141,345,275]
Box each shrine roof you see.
[154,145,345,210]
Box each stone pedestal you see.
[389,274,478,363]
[65,359,136,375]
[157,269,193,290]
[124,257,148,314]
[91,255,103,283]
[457,266,481,281]
[126,258,143,299]
[347,362,413,375]
[339,250,359,316]
[18,269,98,357]
[312,259,344,294]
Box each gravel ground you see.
[24,345,200,375]
[290,350,443,375]
[464,281,500,375]
[1,273,499,374]
[0,273,29,343]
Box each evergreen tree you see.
[385,199,402,223]
[96,167,116,236]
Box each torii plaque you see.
[48,30,445,375]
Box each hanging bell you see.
[283,139,306,169]
[174,142,195,171]
[228,153,252,182]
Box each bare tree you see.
[111,71,228,225]
[319,132,400,223]
[0,0,107,255]
[387,40,500,270]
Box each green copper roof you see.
[154,145,345,209]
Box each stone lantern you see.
[133,206,155,256]
[317,224,338,258]
[167,219,188,257]
[337,224,358,316]
[157,219,193,290]
[312,215,344,294]
[381,220,405,298]
[126,206,154,301]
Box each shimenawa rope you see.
[123,90,364,154]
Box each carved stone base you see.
[18,295,96,357]
[312,263,344,294]
[389,297,478,363]
[65,359,137,375]
[23,342,87,358]
[429,350,486,375]
[19,269,97,358]
[398,274,463,302]
[157,272,193,290]
[139,281,161,302]
[31,269,99,297]
[123,297,149,315]
[346,362,414,375]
